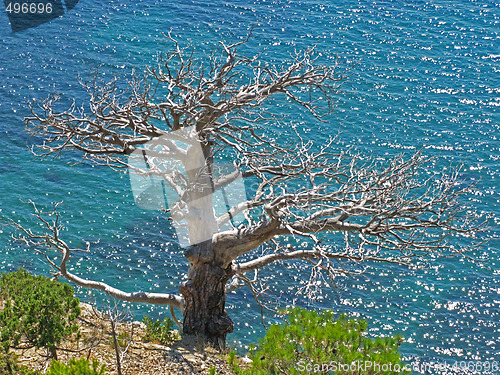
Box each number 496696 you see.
[5,2,53,14]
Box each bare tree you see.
[100,301,134,375]
[8,34,488,348]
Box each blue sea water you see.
[0,0,499,372]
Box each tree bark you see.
[179,242,234,349]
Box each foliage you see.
[46,358,106,375]
[142,316,178,345]
[0,269,80,357]
[227,350,239,373]
[234,307,409,375]
[0,350,17,374]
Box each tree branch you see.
[1,201,184,311]
[233,247,410,275]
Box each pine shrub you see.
[46,358,106,375]
[236,307,409,375]
[0,269,80,359]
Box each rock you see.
[241,356,253,364]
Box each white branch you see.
[233,248,407,275]
[3,201,184,312]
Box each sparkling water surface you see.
[0,0,499,372]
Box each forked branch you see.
[1,201,184,311]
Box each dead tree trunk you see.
[179,242,234,349]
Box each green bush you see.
[142,316,178,345]
[46,358,106,375]
[0,350,17,374]
[235,307,409,375]
[0,269,80,359]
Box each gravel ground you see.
[14,303,240,375]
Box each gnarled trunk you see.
[179,242,234,349]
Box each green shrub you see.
[227,349,239,373]
[142,316,178,345]
[235,307,409,375]
[0,269,80,359]
[0,350,17,374]
[46,358,106,375]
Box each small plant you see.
[233,307,408,375]
[227,350,237,365]
[142,316,178,345]
[208,365,217,375]
[46,358,106,375]
[0,269,80,360]
[227,350,239,373]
